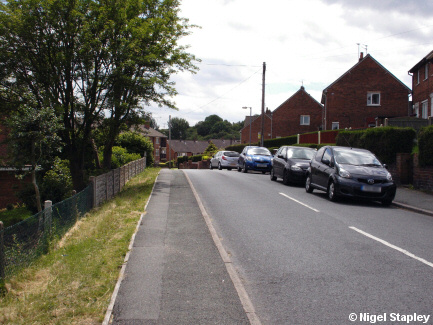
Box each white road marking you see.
[279,192,320,213]
[350,226,433,269]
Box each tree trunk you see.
[90,138,102,169]
[31,142,42,212]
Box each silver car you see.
[210,151,240,170]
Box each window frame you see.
[367,92,381,106]
[300,115,310,126]
[331,122,339,130]
[422,100,428,119]
[425,64,429,80]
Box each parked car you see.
[210,151,240,170]
[237,146,272,173]
[305,146,396,205]
[270,146,316,185]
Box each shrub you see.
[264,135,298,148]
[41,158,73,204]
[336,127,416,164]
[116,132,154,166]
[110,146,141,169]
[418,125,433,167]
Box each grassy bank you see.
[0,167,160,325]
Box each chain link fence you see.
[0,156,147,282]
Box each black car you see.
[305,146,396,205]
[270,146,316,185]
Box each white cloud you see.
[145,0,433,128]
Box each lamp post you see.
[242,106,252,146]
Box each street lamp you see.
[242,106,252,146]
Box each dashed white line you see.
[350,226,433,269]
[279,192,320,213]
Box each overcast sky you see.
[146,0,433,129]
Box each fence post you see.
[384,118,388,127]
[318,131,321,145]
[44,200,52,234]
[90,176,96,208]
[297,134,300,144]
[144,152,147,169]
[0,221,5,292]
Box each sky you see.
[145,0,433,129]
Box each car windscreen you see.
[223,151,240,157]
[286,148,315,160]
[334,149,382,166]
[247,148,271,156]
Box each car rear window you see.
[248,148,271,156]
[287,148,315,160]
[224,151,240,157]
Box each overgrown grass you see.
[0,167,160,325]
[0,206,32,229]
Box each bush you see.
[264,135,298,148]
[225,144,246,153]
[418,125,433,167]
[116,132,154,166]
[336,127,416,164]
[41,158,73,204]
[110,146,141,169]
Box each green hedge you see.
[418,125,433,167]
[336,127,416,164]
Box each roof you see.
[133,125,167,138]
[273,86,323,115]
[322,54,411,103]
[409,50,433,73]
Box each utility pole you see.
[260,62,266,147]
[168,115,172,168]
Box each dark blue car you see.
[237,146,272,174]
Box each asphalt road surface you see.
[184,169,433,325]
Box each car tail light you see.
[222,156,227,160]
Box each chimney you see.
[359,52,364,62]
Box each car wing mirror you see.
[322,158,330,166]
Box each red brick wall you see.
[0,171,30,209]
[324,55,410,130]
[413,153,433,190]
[411,61,433,116]
[241,88,323,144]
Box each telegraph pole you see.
[168,115,172,168]
[260,62,266,147]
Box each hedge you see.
[418,125,433,167]
[336,127,416,164]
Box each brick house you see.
[321,53,411,130]
[134,125,167,164]
[240,86,323,144]
[408,50,433,119]
[167,139,238,162]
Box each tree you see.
[6,106,63,212]
[0,0,198,190]
[169,117,189,139]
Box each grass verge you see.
[0,167,160,325]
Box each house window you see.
[161,147,166,154]
[300,115,310,125]
[430,94,433,117]
[155,137,159,144]
[331,122,339,130]
[422,100,428,119]
[367,92,380,106]
[155,148,160,157]
[425,65,429,80]
[417,70,420,84]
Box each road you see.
[184,169,433,324]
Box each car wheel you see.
[218,162,222,170]
[209,162,213,170]
[381,199,392,206]
[327,180,338,201]
[227,168,232,171]
[242,162,248,173]
[282,170,290,185]
[305,175,313,193]
[270,168,277,181]
[237,165,242,172]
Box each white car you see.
[210,151,240,170]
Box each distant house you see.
[321,53,411,130]
[240,86,323,144]
[133,125,167,164]
[167,139,238,161]
[409,50,433,119]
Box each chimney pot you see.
[359,52,364,61]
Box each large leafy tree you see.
[0,0,198,190]
[168,117,189,139]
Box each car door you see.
[316,147,334,189]
[273,147,286,178]
[310,147,325,187]
[238,147,247,168]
